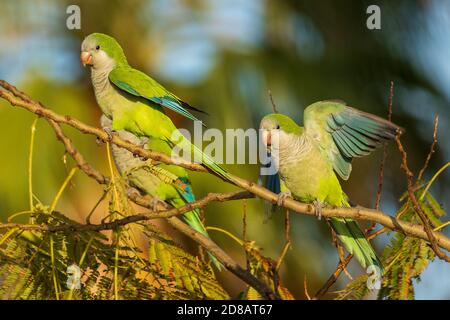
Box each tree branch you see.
[417,115,439,181]
[0,191,252,231]
[396,136,450,262]
[1,80,450,252]
[165,217,278,300]
[1,80,450,299]
[0,81,208,174]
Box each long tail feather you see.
[329,217,384,273]
[169,198,222,270]
[177,137,233,182]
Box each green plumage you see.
[261,100,402,270]
[82,33,227,269]
[101,116,221,269]
[109,66,206,122]
[81,33,232,183]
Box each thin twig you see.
[242,199,248,242]
[284,208,291,244]
[304,276,311,300]
[165,217,279,300]
[368,227,388,240]
[275,242,291,272]
[268,90,278,113]
[0,191,255,232]
[313,254,353,299]
[370,81,394,232]
[242,199,250,270]
[419,161,450,201]
[396,135,450,262]
[48,119,108,184]
[28,118,38,211]
[1,80,450,298]
[273,208,291,293]
[417,115,439,181]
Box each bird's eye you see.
[95,45,100,50]
[276,125,280,129]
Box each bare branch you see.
[313,254,354,299]
[374,80,394,212]
[417,115,439,181]
[0,83,208,174]
[0,191,253,232]
[304,276,311,300]
[268,90,278,113]
[49,119,108,184]
[166,217,279,300]
[1,80,450,300]
[396,135,450,263]
[1,80,450,252]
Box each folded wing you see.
[109,66,207,123]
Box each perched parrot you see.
[100,116,221,269]
[260,101,403,270]
[80,33,230,181]
[80,33,228,269]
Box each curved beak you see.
[80,51,92,67]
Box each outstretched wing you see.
[304,100,402,180]
[109,66,207,122]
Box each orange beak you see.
[80,51,92,66]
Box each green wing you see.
[136,137,222,270]
[109,66,206,122]
[304,101,402,180]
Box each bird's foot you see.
[313,199,325,220]
[131,140,149,161]
[150,196,166,211]
[103,127,116,142]
[277,191,292,206]
[132,152,148,162]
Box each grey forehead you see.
[81,37,94,51]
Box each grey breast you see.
[100,115,149,174]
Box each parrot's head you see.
[260,113,303,152]
[80,33,127,70]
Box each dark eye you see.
[95,45,100,50]
[276,125,280,129]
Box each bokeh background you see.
[0,0,449,299]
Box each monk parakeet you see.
[100,115,221,270]
[260,101,402,270]
[80,33,229,181]
[80,32,228,268]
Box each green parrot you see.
[260,100,402,270]
[100,115,221,269]
[80,33,228,269]
[80,33,229,181]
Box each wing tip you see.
[180,100,209,116]
[346,106,405,139]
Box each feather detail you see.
[305,101,402,180]
[109,66,206,123]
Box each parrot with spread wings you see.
[260,100,402,270]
